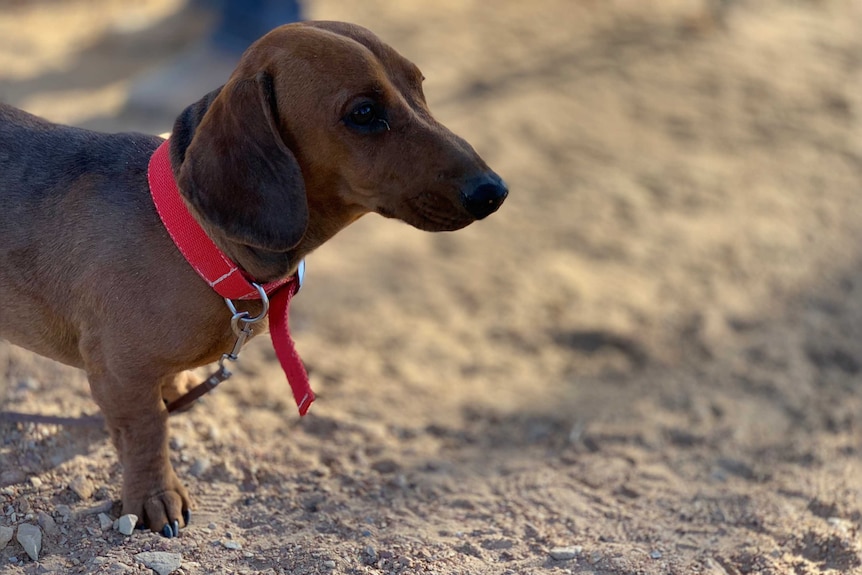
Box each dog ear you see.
[174,72,308,252]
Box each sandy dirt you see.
[2,0,862,573]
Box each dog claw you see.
[161,523,174,538]
[183,509,191,525]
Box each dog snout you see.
[461,173,508,220]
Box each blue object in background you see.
[199,0,303,54]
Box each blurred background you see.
[2,0,862,573]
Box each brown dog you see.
[0,21,506,536]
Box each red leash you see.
[147,139,314,416]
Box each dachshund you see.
[0,21,507,536]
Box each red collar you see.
[147,139,314,415]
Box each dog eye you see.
[345,102,389,133]
[350,104,376,126]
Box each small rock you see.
[190,457,211,478]
[221,540,242,550]
[0,470,26,486]
[55,505,72,522]
[69,476,94,500]
[828,517,852,535]
[81,500,113,516]
[28,477,42,489]
[549,546,582,561]
[99,513,114,531]
[20,377,40,391]
[362,546,378,565]
[371,459,400,474]
[202,424,220,441]
[37,511,58,536]
[0,525,13,550]
[134,551,182,575]
[16,523,42,561]
[116,514,138,536]
[650,549,663,559]
[323,560,336,569]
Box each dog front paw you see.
[124,475,192,537]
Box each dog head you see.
[170,21,507,278]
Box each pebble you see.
[69,476,95,500]
[99,513,114,531]
[362,546,378,565]
[134,551,183,575]
[202,424,220,441]
[371,459,400,474]
[82,500,114,516]
[116,514,138,536]
[190,457,211,478]
[28,477,42,489]
[650,549,663,559]
[0,470,26,486]
[21,377,40,391]
[16,523,42,561]
[549,546,582,561]
[323,560,336,569]
[55,505,72,522]
[0,525,13,550]
[37,511,59,536]
[221,540,242,550]
[828,517,853,535]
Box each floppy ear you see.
[174,72,308,252]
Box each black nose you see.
[461,174,508,220]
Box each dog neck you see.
[147,138,315,416]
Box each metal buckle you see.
[220,282,270,368]
[215,260,304,374]
[224,282,269,332]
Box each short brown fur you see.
[0,21,506,535]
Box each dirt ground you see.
[2,0,862,573]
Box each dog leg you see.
[160,370,200,408]
[88,372,192,537]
